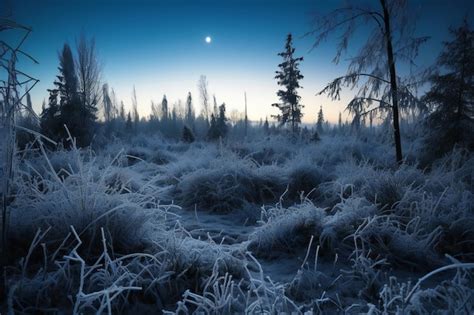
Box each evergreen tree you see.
[424,19,474,157]
[41,43,96,146]
[40,88,62,142]
[207,114,219,140]
[263,117,269,134]
[119,101,126,121]
[316,106,324,133]
[216,103,228,138]
[185,92,195,128]
[272,34,304,134]
[161,94,168,120]
[56,44,78,105]
[125,111,133,132]
[338,112,342,129]
[102,83,114,122]
[182,125,195,143]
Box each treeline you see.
[15,10,474,166]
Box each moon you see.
[205,36,212,44]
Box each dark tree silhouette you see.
[198,75,210,123]
[76,35,100,132]
[125,111,133,132]
[207,103,228,140]
[272,34,304,134]
[41,42,97,147]
[263,117,269,134]
[316,106,324,134]
[423,19,474,157]
[161,94,169,121]
[182,125,195,143]
[185,92,195,129]
[309,0,428,165]
[131,86,139,132]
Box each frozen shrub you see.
[248,202,325,258]
[126,147,153,165]
[103,166,146,193]
[150,149,176,165]
[176,160,284,213]
[320,197,377,253]
[286,164,330,201]
[286,268,333,302]
[356,216,443,269]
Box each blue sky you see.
[4,0,473,123]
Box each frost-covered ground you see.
[2,132,474,314]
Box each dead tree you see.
[309,0,428,165]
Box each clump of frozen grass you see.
[7,226,173,314]
[285,163,330,201]
[167,252,302,314]
[375,257,474,314]
[5,139,257,313]
[354,216,443,269]
[176,157,285,213]
[103,166,147,193]
[8,144,162,259]
[248,201,326,258]
[320,197,377,253]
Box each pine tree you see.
[216,103,228,138]
[119,101,126,121]
[272,34,304,134]
[424,19,474,157]
[207,114,219,140]
[40,88,62,142]
[185,92,195,128]
[316,106,324,134]
[125,111,133,132]
[40,43,97,147]
[338,112,342,129]
[263,117,269,134]
[56,44,78,105]
[161,94,168,120]
[182,125,195,143]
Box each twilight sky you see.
[4,0,473,123]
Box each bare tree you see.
[198,75,210,123]
[185,91,195,128]
[309,0,427,165]
[131,86,139,130]
[102,83,114,122]
[76,34,101,123]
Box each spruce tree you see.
[40,88,62,143]
[272,34,304,134]
[41,42,98,147]
[161,94,169,120]
[185,92,195,128]
[125,111,133,132]
[263,117,269,134]
[207,114,219,140]
[216,103,228,138]
[182,125,195,143]
[424,19,474,157]
[316,106,324,134]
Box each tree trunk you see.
[381,0,403,165]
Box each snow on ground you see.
[2,133,474,314]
